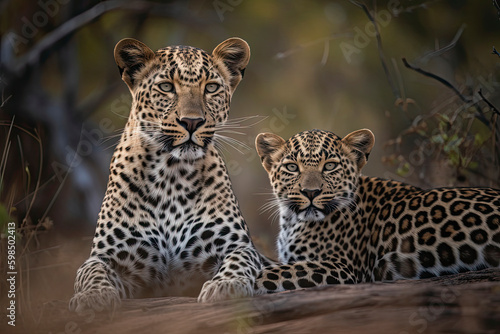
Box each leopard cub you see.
[254,128,500,293]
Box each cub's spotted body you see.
[254,129,500,292]
[70,37,274,312]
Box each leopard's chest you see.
[278,207,370,266]
[104,146,249,292]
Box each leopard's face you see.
[256,129,375,222]
[131,47,230,161]
[114,38,250,161]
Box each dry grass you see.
[0,118,85,330]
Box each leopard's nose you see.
[300,188,322,200]
[178,117,205,135]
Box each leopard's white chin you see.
[170,145,205,161]
[297,208,325,222]
[279,203,325,223]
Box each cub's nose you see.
[178,117,205,135]
[300,188,322,200]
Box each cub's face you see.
[114,37,250,161]
[256,129,375,222]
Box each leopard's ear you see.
[342,129,375,170]
[114,38,155,89]
[212,37,250,93]
[256,133,286,173]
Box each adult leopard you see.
[70,37,274,312]
[254,128,500,292]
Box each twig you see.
[478,89,500,115]
[391,0,440,16]
[349,0,400,99]
[401,57,472,103]
[0,77,12,107]
[321,39,330,66]
[274,33,351,60]
[494,0,500,20]
[20,128,43,254]
[418,24,465,65]
[0,94,11,108]
[492,46,500,58]
[0,117,15,189]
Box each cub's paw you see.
[69,287,121,313]
[198,277,254,303]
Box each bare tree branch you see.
[349,0,400,99]
[478,89,500,115]
[418,24,466,65]
[6,1,190,76]
[479,88,500,172]
[402,57,472,103]
[274,33,351,60]
[494,0,500,20]
[402,58,494,131]
[492,46,500,58]
[391,1,440,17]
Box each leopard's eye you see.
[284,163,299,172]
[158,82,174,93]
[323,162,337,171]
[205,83,220,93]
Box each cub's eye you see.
[205,83,220,93]
[284,163,299,172]
[323,162,337,171]
[158,82,174,93]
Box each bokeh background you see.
[1,0,499,326]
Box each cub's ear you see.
[114,38,155,89]
[342,129,375,170]
[212,37,250,92]
[256,133,286,173]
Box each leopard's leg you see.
[69,257,125,313]
[254,261,357,295]
[198,246,264,302]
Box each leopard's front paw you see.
[69,287,121,313]
[198,277,254,303]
